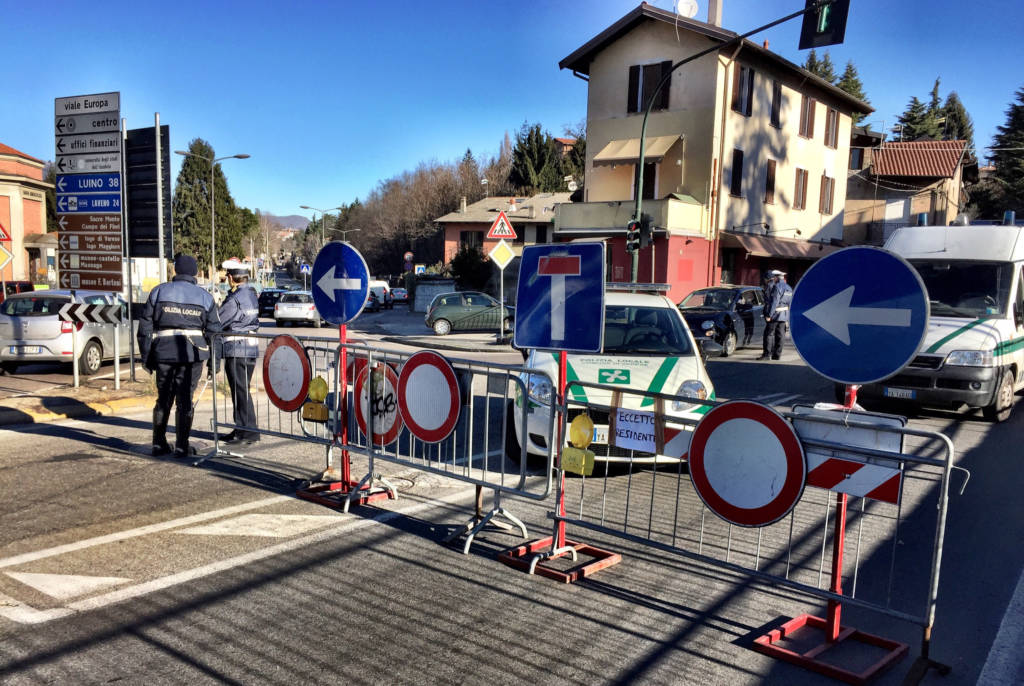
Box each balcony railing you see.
[554,196,707,238]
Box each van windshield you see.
[911,260,1013,318]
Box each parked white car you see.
[0,290,133,375]
[274,291,324,328]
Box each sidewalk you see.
[0,313,511,428]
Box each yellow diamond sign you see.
[488,239,516,270]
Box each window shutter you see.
[819,174,827,213]
[765,160,776,204]
[828,176,835,214]
[799,96,808,136]
[744,68,755,116]
[730,149,744,196]
[807,98,816,138]
[642,63,660,113]
[801,170,809,209]
[771,81,781,127]
[731,65,741,112]
[659,60,672,110]
[627,65,640,113]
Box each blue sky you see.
[4,0,1021,221]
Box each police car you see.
[507,285,715,464]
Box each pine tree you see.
[509,123,562,194]
[990,87,1024,214]
[897,96,941,141]
[836,61,869,124]
[802,49,820,77]
[802,49,836,83]
[171,138,245,278]
[942,91,976,161]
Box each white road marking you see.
[977,565,1024,685]
[175,513,339,538]
[6,572,131,600]
[0,487,481,625]
[0,495,289,570]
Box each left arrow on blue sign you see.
[56,193,121,214]
[56,173,121,194]
[311,242,370,325]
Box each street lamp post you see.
[329,227,361,242]
[174,150,250,280]
[299,204,344,245]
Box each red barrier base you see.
[296,479,393,509]
[752,613,908,685]
[497,536,621,584]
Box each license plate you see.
[11,345,41,354]
[884,387,915,400]
[593,425,609,444]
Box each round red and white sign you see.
[398,351,461,443]
[355,363,403,446]
[263,335,311,412]
[688,400,806,528]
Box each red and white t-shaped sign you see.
[538,254,580,342]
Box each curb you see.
[380,335,514,355]
[0,395,154,428]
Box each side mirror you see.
[1015,303,1024,328]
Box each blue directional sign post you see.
[514,243,605,353]
[790,246,929,385]
[311,241,370,325]
[55,91,122,292]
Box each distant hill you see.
[264,213,311,231]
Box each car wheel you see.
[983,369,1015,422]
[313,318,322,329]
[433,319,451,336]
[721,331,737,357]
[503,317,512,332]
[79,340,103,376]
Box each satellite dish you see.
[676,0,698,18]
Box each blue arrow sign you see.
[56,193,120,214]
[311,242,370,325]
[790,246,929,385]
[514,243,605,353]
[56,173,121,194]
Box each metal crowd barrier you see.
[342,342,556,553]
[200,331,342,472]
[544,380,960,682]
[201,333,557,554]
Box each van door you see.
[1011,265,1024,391]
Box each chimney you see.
[762,39,770,49]
[707,0,722,27]
[460,196,466,213]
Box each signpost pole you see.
[339,323,351,487]
[113,319,120,390]
[555,349,567,549]
[497,266,505,343]
[71,294,79,390]
[823,382,858,641]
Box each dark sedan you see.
[678,285,766,357]
[258,288,286,318]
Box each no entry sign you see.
[688,401,806,527]
[355,364,403,446]
[398,351,461,443]
[263,335,311,412]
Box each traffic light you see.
[639,213,653,249]
[625,220,640,253]
[798,0,850,50]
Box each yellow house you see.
[555,3,872,299]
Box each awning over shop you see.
[593,135,680,166]
[720,231,841,259]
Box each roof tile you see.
[871,140,967,178]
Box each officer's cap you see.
[222,259,249,277]
[769,269,786,277]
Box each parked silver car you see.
[273,290,324,328]
[0,290,133,375]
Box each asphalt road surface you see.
[0,336,1021,684]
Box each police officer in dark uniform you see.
[138,254,221,457]
[217,259,260,446]
[760,270,793,360]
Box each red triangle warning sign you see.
[0,222,9,242]
[486,211,517,240]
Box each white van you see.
[368,280,392,310]
[858,225,1024,421]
